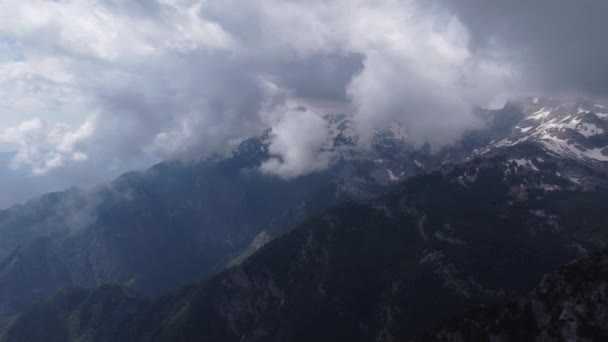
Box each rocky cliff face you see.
[420,249,608,342]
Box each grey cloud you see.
[265,53,364,102]
[1,0,608,206]
[438,0,608,98]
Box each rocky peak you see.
[480,98,608,165]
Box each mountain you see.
[419,249,608,341]
[0,113,430,316]
[4,145,608,341]
[2,96,608,339]
[474,98,608,187]
[1,284,148,342]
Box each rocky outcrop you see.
[421,249,608,341]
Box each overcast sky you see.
[0,0,607,208]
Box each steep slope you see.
[0,237,72,316]
[420,249,608,342]
[130,157,607,342]
[1,96,607,322]
[4,284,148,342]
[0,114,428,316]
[5,152,608,341]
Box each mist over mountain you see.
[0,114,435,316]
[0,97,606,341]
[1,1,608,341]
[4,99,608,340]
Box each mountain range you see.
[0,97,608,341]
[0,111,428,317]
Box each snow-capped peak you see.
[482,98,608,163]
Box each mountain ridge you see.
[1,97,608,339]
[0,112,430,316]
[5,145,608,340]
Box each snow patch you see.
[540,134,608,162]
[509,159,539,171]
[596,112,608,119]
[387,169,399,181]
[518,126,534,133]
[577,123,604,137]
[529,108,551,120]
[583,148,608,161]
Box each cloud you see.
[0,116,95,175]
[340,2,517,146]
[260,108,331,178]
[437,0,608,98]
[0,0,606,206]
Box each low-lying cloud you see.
[260,108,332,179]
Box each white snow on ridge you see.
[583,148,608,161]
[565,116,582,128]
[515,113,604,144]
[577,123,604,137]
[508,159,539,171]
[539,133,608,162]
[595,112,608,119]
[539,133,577,157]
[387,169,400,181]
[529,108,551,120]
[517,126,534,133]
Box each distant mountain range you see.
[0,111,429,317]
[1,97,608,341]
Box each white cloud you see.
[340,1,516,146]
[0,116,95,175]
[0,0,523,206]
[260,108,331,179]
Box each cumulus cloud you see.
[0,116,95,175]
[340,2,517,146]
[0,0,606,206]
[260,108,331,178]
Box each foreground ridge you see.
[420,249,608,341]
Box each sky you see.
[0,0,607,208]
